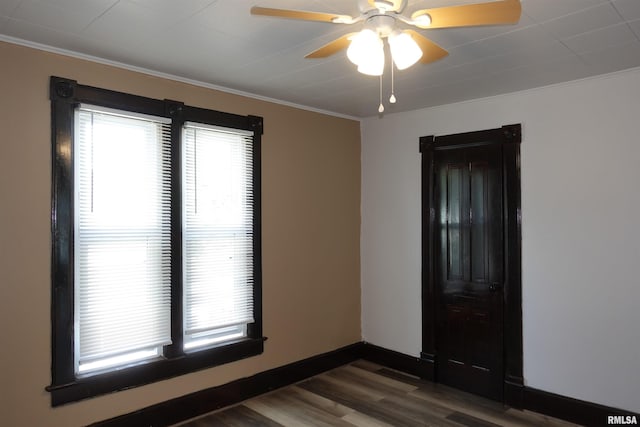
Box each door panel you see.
[444,304,466,364]
[446,163,465,281]
[470,161,489,283]
[434,144,504,401]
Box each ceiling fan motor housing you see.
[366,15,397,37]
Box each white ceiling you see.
[1,0,640,117]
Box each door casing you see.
[419,124,523,407]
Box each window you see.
[74,106,173,375]
[48,77,264,406]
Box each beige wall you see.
[0,41,361,427]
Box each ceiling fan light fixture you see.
[347,29,382,66]
[388,31,423,70]
[356,44,384,76]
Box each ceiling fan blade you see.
[251,6,348,23]
[411,0,521,29]
[305,33,358,58]
[404,30,449,64]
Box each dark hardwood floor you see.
[175,360,578,426]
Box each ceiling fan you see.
[251,0,522,112]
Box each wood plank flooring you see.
[175,360,579,427]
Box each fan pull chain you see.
[378,74,384,113]
[389,63,397,104]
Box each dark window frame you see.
[47,76,264,406]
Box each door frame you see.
[419,124,523,407]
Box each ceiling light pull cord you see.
[378,74,385,113]
[389,62,397,104]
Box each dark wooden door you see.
[433,143,504,401]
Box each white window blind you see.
[74,106,172,374]
[182,122,255,349]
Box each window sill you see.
[47,336,266,406]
